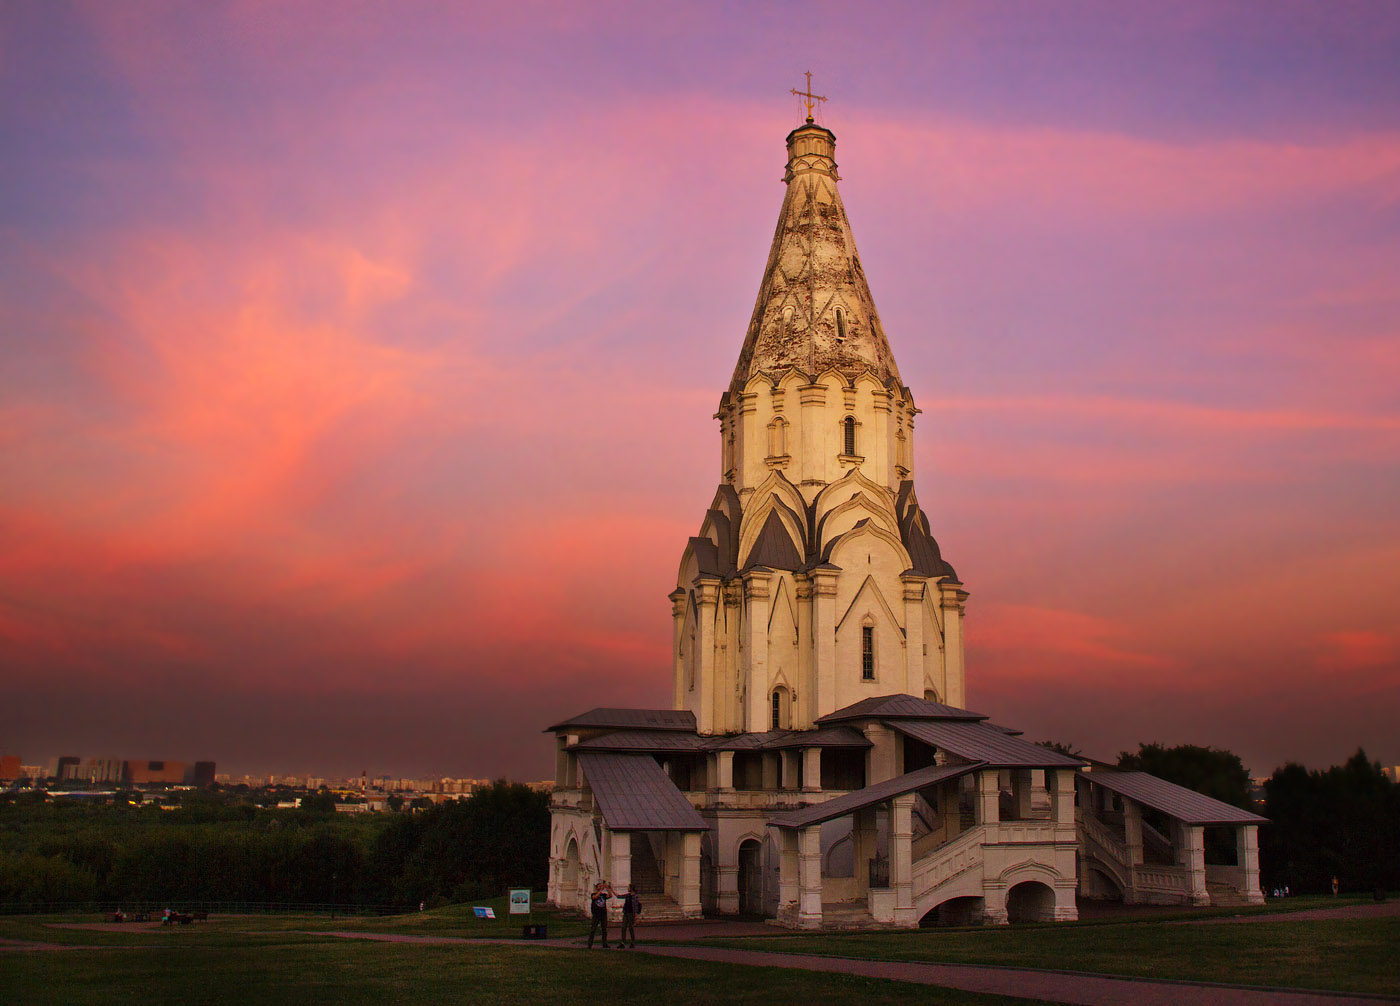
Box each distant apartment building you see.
[55,756,81,780]
[81,757,125,784]
[0,755,22,781]
[124,760,186,785]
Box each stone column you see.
[778,829,799,922]
[891,794,916,925]
[1049,769,1077,827]
[670,588,687,708]
[743,570,773,733]
[679,832,703,918]
[864,722,900,784]
[695,578,720,734]
[608,829,632,922]
[715,750,735,792]
[1011,769,1033,820]
[1179,823,1208,906]
[762,752,780,790]
[797,825,823,928]
[811,568,839,719]
[938,581,969,708]
[802,747,822,793]
[1237,825,1264,905]
[780,749,800,790]
[901,574,926,698]
[1123,799,1145,866]
[976,769,1000,826]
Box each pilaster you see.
[811,568,839,719]
[797,826,823,928]
[695,578,721,734]
[670,588,687,708]
[891,794,916,925]
[900,574,926,698]
[938,581,969,707]
[742,570,773,733]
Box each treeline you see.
[1263,751,1399,895]
[0,781,548,909]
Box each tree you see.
[1117,742,1254,811]
[1262,749,1399,895]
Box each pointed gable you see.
[742,509,803,572]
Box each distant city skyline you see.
[3,3,1397,780]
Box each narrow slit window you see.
[861,625,875,680]
[843,416,857,456]
[771,691,781,730]
[836,308,847,341]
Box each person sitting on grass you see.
[585,881,613,949]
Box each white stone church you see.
[545,113,1265,928]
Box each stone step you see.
[819,902,879,931]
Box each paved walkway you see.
[1193,901,1400,925]
[320,930,1396,1005]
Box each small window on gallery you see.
[861,625,875,680]
[843,416,857,456]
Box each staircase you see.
[629,838,665,895]
[623,836,689,922]
[820,902,879,930]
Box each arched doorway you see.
[737,839,762,915]
[1006,880,1056,923]
[563,837,580,909]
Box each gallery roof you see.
[1085,770,1267,825]
[575,752,707,832]
[886,719,1084,770]
[768,762,983,830]
[816,693,988,725]
[546,708,697,733]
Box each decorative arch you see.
[813,467,895,528]
[825,520,915,574]
[767,415,788,457]
[815,492,901,551]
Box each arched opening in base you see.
[1006,880,1057,923]
[562,838,580,909]
[919,895,984,927]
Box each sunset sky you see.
[3,1,1397,781]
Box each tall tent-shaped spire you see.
[729,122,901,393]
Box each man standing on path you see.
[585,881,613,949]
[617,884,641,949]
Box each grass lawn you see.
[694,906,1400,997]
[0,925,1020,1006]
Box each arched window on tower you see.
[861,623,876,681]
[768,416,787,458]
[843,416,857,457]
[771,686,790,730]
[896,427,908,469]
[836,308,847,342]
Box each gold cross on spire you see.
[790,70,827,124]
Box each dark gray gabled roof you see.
[546,708,697,733]
[742,509,803,572]
[816,693,988,725]
[886,719,1084,769]
[768,762,982,829]
[703,730,788,751]
[1085,770,1267,825]
[764,725,872,750]
[576,752,707,832]
[571,731,710,753]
